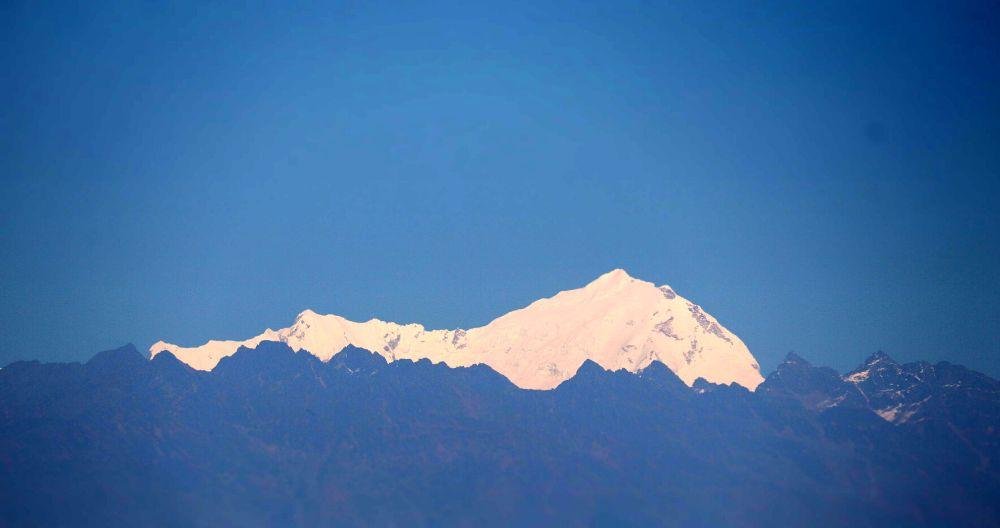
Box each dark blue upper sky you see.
[1,1,998,376]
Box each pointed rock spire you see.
[863,350,897,366]
[782,351,810,366]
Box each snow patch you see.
[876,405,902,422]
[845,370,870,383]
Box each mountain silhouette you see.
[1,343,997,527]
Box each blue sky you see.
[1,1,998,376]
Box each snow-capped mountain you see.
[151,269,764,390]
[843,351,1000,425]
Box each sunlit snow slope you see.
[151,269,764,389]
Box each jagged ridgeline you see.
[1,342,997,527]
[151,270,764,390]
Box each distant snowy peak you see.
[151,269,764,390]
[460,269,762,389]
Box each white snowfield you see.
[151,269,764,390]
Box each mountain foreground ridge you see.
[2,343,997,527]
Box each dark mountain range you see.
[1,343,997,527]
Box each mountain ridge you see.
[2,343,997,527]
[151,269,765,390]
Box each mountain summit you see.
[151,269,764,389]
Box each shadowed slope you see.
[1,344,997,527]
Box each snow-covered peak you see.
[585,268,638,289]
[295,309,321,321]
[151,270,765,390]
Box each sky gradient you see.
[2,1,998,377]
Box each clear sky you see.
[2,1,998,376]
